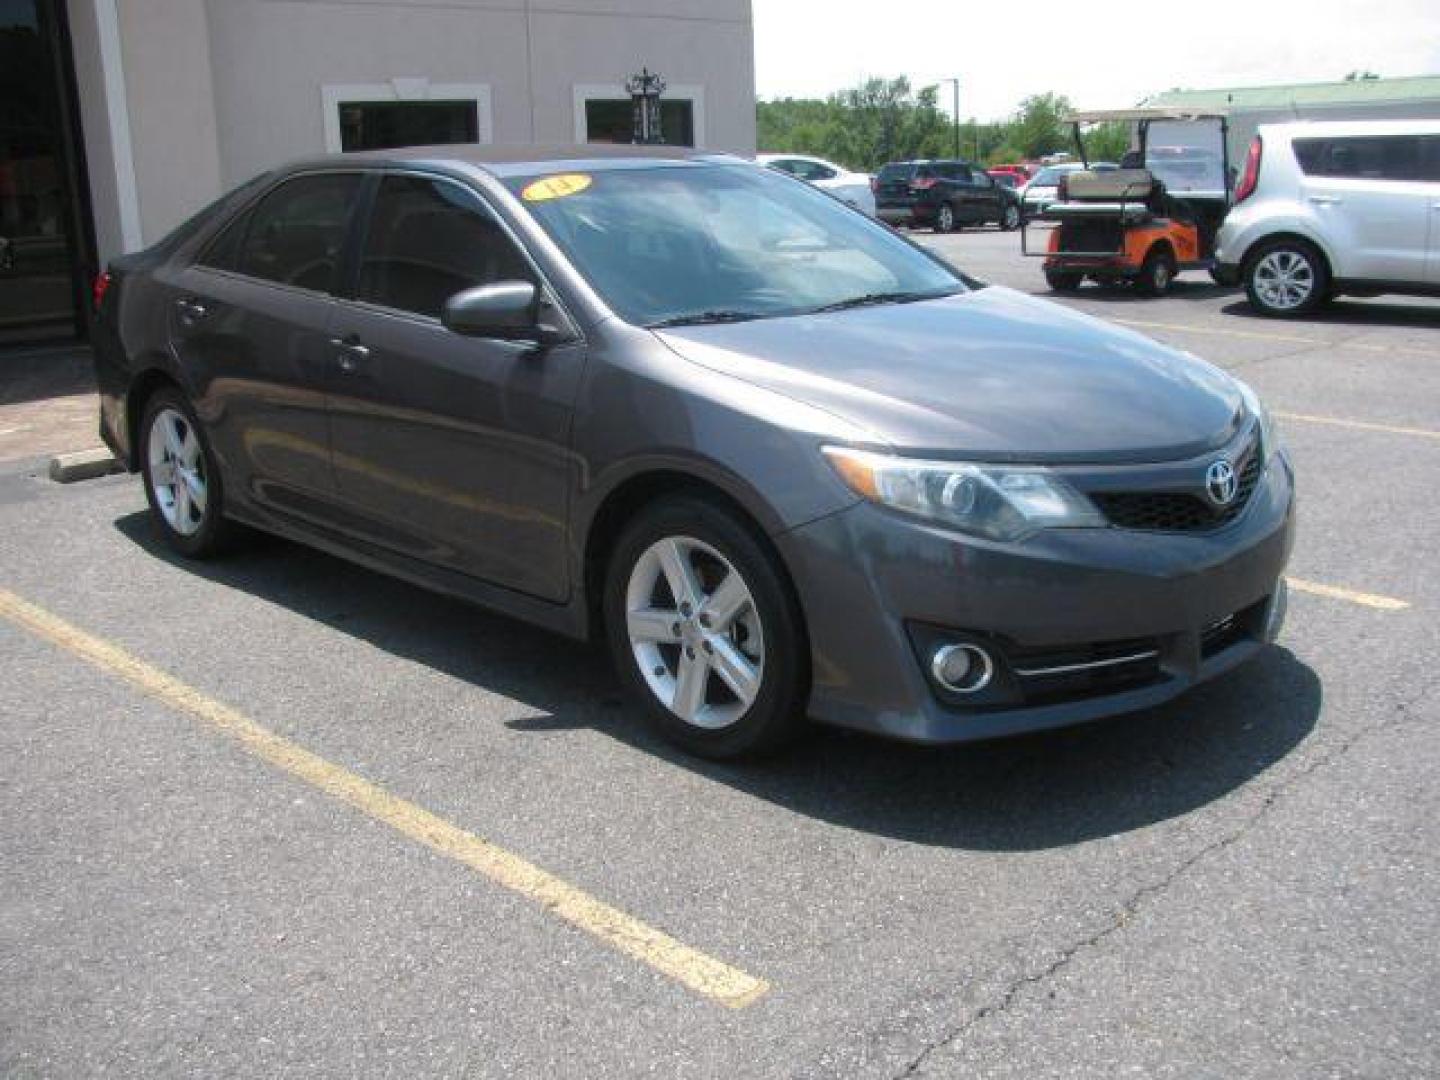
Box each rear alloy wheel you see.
[1135,247,1177,297]
[141,388,233,558]
[934,202,956,233]
[1000,203,1021,231]
[604,497,807,758]
[1245,239,1329,317]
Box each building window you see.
[582,100,695,147]
[573,84,705,148]
[339,101,478,152]
[321,81,492,154]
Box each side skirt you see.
[223,503,591,642]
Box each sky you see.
[753,0,1440,120]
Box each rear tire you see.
[603,496,809,759]
[1243,237,1330,317]
[1044,268,1084,292]
[999,203,1020,231]
[1134,247,1177,297]
[933,202,957,234]
[140,387,236,558]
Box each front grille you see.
[1092,443,1262,534]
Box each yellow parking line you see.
[0,588,768,1009]
[1110,318,1433,358]
[1112,318,1320,345]
[1273,410,1440,442]
[1286,577,1410,612]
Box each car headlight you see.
[823,446,1105,542]
[1234,378,1278,463]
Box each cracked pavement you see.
[2,229,1437,1077]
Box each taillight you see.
[1235,137,1262,203]
[92,270,113,311]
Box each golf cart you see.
[1020,108,1231,296]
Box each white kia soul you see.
[1214,120,1440,316]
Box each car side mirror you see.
[442,281,571,345]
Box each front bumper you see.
[777,452,1296,743]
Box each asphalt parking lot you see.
[3,227,1437,1078]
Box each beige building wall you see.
[68,0,756,262]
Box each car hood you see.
[655,286,1243,463]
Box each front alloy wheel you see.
[625,536,764,730]
[604,496,807,758]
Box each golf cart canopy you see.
[1063,108,1228,124]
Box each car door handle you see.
[330,337,370,374]
[1308,195,1342,205]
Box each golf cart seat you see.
[1041,169,1159,223]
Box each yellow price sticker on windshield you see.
[521,173,593,202]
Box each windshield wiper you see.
[807,289,954,314]
[645,310,766,329]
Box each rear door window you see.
[1422,136,1440,182]
[205,173,362,292]
[1293,136,1425,181]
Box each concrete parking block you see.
[48,446,121,484]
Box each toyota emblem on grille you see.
[1205,459,1238,506]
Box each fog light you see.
[931,643,995,694]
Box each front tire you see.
[1244,238,1330,317]
[999,203,1020,231]
[140,387,234,558]
[933,202,957,234]
[603,496,808,759]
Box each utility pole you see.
[940,78,960,158]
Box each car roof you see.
[1256,118,1440,138]
[276,143,744,179]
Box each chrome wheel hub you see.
[625,536,764,730]
[1254,250,1314,310]
[147,407,207,536]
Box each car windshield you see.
[507,163,963,327]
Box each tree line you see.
[756,78,1131,171]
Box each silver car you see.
[1214,120,1440,315]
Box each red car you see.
[988,164,1034,184]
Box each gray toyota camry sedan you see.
[93,145,1294,758]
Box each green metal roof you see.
[1145,75,1440,110]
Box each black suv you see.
[874,160,1022,232]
